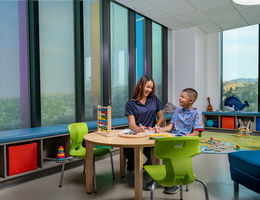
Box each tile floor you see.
[0,153,259,200]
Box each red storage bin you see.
[221,116,235,129]
[8,142,37,176]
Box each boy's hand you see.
[154,125,160,133]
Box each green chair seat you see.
[144,165,167,184]
[69,147,86,159]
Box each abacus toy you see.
[97,105,112,136]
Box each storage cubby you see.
[203,111,260,135]
[204,115,219,129]
[43,135,70,160]
[0,145,6,178]
[0,133,71,185]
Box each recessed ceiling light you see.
[233,0,260,5]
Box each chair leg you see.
[186,184,189,191]
[180,185,183,200]
[150,181,155,200]
[59,157,67,187]
[109,151,115,180]
[93,158,97,193]
[83,159,86,174]
[195,178,209,200]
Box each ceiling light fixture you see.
[233,0,260,5]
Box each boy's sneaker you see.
[163,185,180,194]
[143,180,163,191]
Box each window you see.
[39,0,75,126]
[136,13,144,82]
[0,1,29,130]
[222,25,259,112]
[83,0,102,121]
[152,22,162,101]
[110,2,129,117]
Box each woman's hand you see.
[138,124,146,132]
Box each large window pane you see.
[222,25,258,112]
[110,2,129,118]
[136,13,144,82]
[39,0,75,126]
[84,0,101,121]
[152,22,162,101]
[0,1,29,130]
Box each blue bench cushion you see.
[0,118,128,144]
[0,125,68,144]
[228,150,260,179]
[112,118,128,127]
[0,114,173,144]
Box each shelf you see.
[203,112,259,133]
[0,133,71,185]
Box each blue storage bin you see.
[256,118,260,131]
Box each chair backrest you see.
[154,136,200,186]
[68,122,88,152]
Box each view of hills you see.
[229,78,258,82]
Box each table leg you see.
[120,147,126,177]
[86,142,94,193]
[134,147,143,200]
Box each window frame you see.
[220,24,260,112]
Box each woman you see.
[124,75,164,172]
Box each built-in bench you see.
[0,113,172,186]
[0,118,130,144]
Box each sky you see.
[0,1,20,98]
[223,24,259,81]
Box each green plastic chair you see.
[59,122,115,191]
[144,136,209,200]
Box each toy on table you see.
[57,146,65,163]
[237,119,253,139]
[97,105,112,136]
[124,129,138,135]
[224,96,249,111]
[118,129,148,138]
[149,134,172,139]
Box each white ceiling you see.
[114,0,260,33]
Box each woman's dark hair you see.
[132,75,155,100]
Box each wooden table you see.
[84,129,156,200]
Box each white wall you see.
[168,27,220,112]
[175,27,195,101]
[194,28,207,112]
[207,33,221,111]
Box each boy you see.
[144,88,204,194]
[159,88,204,136]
